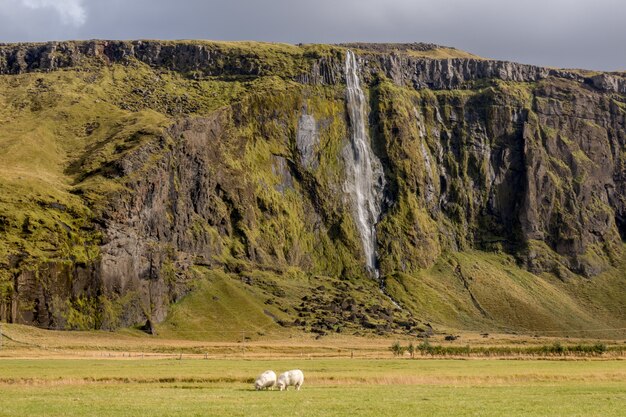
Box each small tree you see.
[390,341,405,357]
[552,342,565,356]
[593,343,607,356]
[407,342,415,358]
[417,339,431,356]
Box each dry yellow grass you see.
[1,323,624,361]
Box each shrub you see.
[417,339,431,356]
[407,342,415,358]
[390,341,405,357]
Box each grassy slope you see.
[157,267,415,342]
[336,43,485,60]
[405,47,484,60]
[11,236,611,343]
[156,250,626,340]
[386,249,626,338]
[157,269,293,341]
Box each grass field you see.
[0,358,624,417]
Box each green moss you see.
[377,192,441,275]
[1,41,625,336]
[493,80,535,105]
[571,149,593,165]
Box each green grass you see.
[386,250,626,337]
[157,269,292,341]
[1,383,624,417]
[337,42,485,60]
[0,359,624,417]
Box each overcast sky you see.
[0,0,623,71]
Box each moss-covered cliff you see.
[0,40,625,336]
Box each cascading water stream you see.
[343,50,385,277]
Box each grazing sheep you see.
[276,369,304,391]
[254,370,277,390]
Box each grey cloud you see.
[0,0,624,71]
[21,0,87,26]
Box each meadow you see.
[0,358,624,417]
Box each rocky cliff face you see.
[0,40,625,331]
[373,77,626,278]
[2,40,625,93]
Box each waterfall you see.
[343,50,385,276]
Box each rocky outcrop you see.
[0,40,298,78]
[1,40,625,93]
[589,73,626,94]
[296,112,319,169]
[372,77,626,278]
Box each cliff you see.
[0,40,625,335]
[2,40,625,92]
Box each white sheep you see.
[276,369,304,391]
[254,370,277,390]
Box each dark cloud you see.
[0,0,623,71]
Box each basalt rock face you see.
[2,40,625,93]
[372,78,626,278]
[1,41,625,330]
[521,81,626,276]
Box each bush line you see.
[389,341,623,358]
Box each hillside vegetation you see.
[0,40,625,339]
